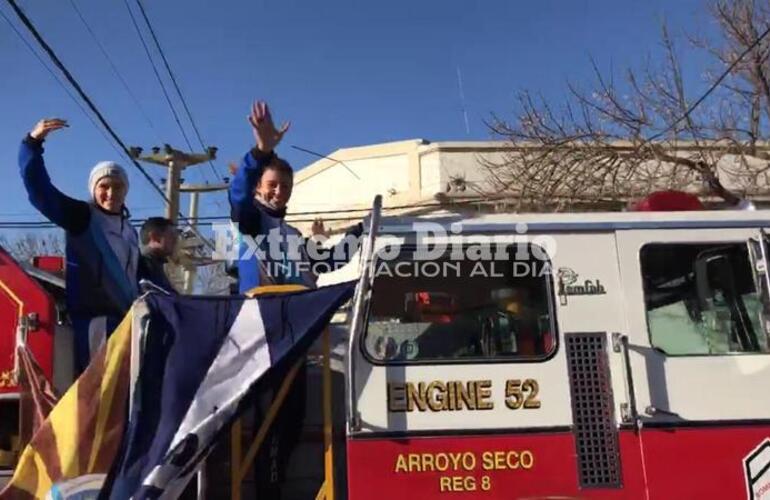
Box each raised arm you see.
[19,119,90,234]
[228,101,291,226]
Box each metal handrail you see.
[612,332,640,430]
[346,195,382,433]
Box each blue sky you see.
[0,0,711,228]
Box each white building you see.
[287,139,512,233]
[287,138,769,234]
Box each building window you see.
[641,242,770,355]
[363,244,557,363]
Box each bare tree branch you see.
[483,0,770,210]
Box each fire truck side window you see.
[363,244,557,363]
[641,243,770,355]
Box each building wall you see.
[288,140,514,233]
[291,154,411,212]
[288,139,770,235]
[419,146,513,196]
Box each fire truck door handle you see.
[644,405,681,418]
[612,332,640,428]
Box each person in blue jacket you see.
[229,102,366,498]
[19,118,139,374]
[228,101,363,294]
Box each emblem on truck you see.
[745,438,770,500]
[557,267,606,305]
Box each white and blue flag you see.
[103,282,354,499]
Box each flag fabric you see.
[2,312,133,499]
[2,281,354,499]
[16,343,59,448]
[107,281,354,499]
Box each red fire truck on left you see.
[0,245,73,487]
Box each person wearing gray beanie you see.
[19,118,140,375]
[88,161,129,210]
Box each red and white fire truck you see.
[3,197,770,499]
[0,247,71,483]
[342,204,770,499]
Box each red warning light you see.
[630,190,704,211]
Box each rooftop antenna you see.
[457,65,471,135]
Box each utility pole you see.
[129,144,223,294]
[129,144,217,223]
[178,182,228,294]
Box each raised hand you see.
[30,118,69,140]
[248,101,290,153]
[311,218,329,238]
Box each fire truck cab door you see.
[616,227,770,499]
[347,231,641,499]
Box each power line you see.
[646,23,770,143]
[0,215,353,229]
[4,0,216,249]
[0,206,175,218]
[133,0,224,184]
[4,0,171,205]
[119,0,196,154]
[0,6,124,157]
[0,216,361,229]
[0,197,502,229]
[66,0,162,142]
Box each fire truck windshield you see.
[363,244,557,363]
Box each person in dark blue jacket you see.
[229,102,364,498]
[228,101,363,294]
[19,118,139,374]
[138,216,178,294]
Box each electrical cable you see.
[134,0,224,183]
[0,6,125,157]
[4,0,214,249]
[0,196,500,229]
[645,24,770,142]
[67,0,162,142]
[5,0,168,201]
[119,0,196,155]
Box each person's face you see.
[255,168,293,209]
[94,176,126,213]
[153,227,178,258]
